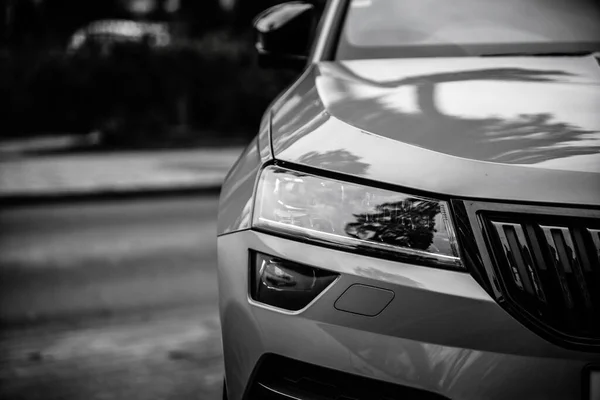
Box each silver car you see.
[218,0,600,399]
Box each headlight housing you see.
[252,166,462,269]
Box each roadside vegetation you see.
[1,0,298,150]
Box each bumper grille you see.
[482,212,600,346]
[247,354,449,400]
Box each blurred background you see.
[0,1,302,399]
[1,0,299,148]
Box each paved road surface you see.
[0,196,224,400]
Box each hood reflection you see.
[316,57,600,167]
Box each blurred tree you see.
[2,0,46,48]
[178,0,225,36]
[1,0,16,46]
[39,0,121,45]
[121,0,158,17]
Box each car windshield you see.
[336,0,600,59]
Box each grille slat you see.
[588,228,600,266]
[550,226,594,312]
[485,215,600,346]
[541,225,576,311]
[573,229,593,273]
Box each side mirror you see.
[253,2,317,70]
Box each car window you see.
[337,0,600,59]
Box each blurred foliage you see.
[0,0,304,147]
[0,32,297,147]
[1,0,293,48]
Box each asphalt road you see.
[0,195,224,400]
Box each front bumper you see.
[218,230,600,400]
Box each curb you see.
[0,185,223,208]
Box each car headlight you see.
[252,166,462,269]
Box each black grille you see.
[482,213,600,347]
[247,354,449,400]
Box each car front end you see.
[217,0,600,399]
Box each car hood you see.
[270,56,600,206]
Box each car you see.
[217,0,600,399]
[67,19,171,53]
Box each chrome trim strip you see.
[257,218,462,265]
[256,383,304,400]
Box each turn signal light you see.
[250,252,338,312]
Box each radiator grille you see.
[484,215,600,345]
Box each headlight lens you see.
[252,166,462,269]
